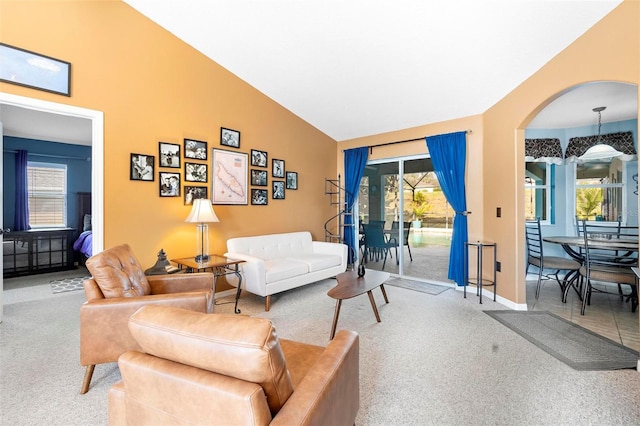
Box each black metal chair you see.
[391,221,413,262]
[362,222,398,269]
[578,221,638,315]
[525,218,581,299]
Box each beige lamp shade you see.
[185,199,219,223]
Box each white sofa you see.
[225,231,348,311]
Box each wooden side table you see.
[172,255,245,313]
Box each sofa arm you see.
[271,330,359,426]
[312,241,348,267]
[224,252,267,296]
[80,292,208,366]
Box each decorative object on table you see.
[184,138,207,160]
[185,198,220,263]
[184,186,208,205]
[159,172,181,197]
[211,148,248,205]
[272,181,285,199]
[220,127,240,148]
[357,263,366,277]
[0,42,71,96]
[158,142,180,168]
[130,153,155,181]
[250,149,268,167]
[251,189,268,205]
[286,171,298,189]
[272,158,285,178]
[185,162,208,182]
[251,169,267,186]
[145,248,180,275]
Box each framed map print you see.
[211,148,248,205]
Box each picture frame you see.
[272,181,285,200]
[272,159,285,178]
[251,189,268,205]
[184,138,207,160]
[184,186,208,205]
[251,169,268,186]
[251,149,268,167]
[159,172,181,197]
[0,43,71,96]
[211,148,248,205]
[220,127,240,148]
[130,153,154,181]
[286,171,298,190]
[158,142,180,168]
[185,162,208,182]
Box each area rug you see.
[385,277,451,295]
[50,276,90,294]
[485,310,639,370]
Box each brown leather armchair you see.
[80,244,214,394]
[108,305,360,425]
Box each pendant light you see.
[580,106,623,161]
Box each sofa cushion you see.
[265,259,309,283]
[128,305,293,415]
[85,244,151,298]
[288,254,342,273]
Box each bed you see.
[73,192,93,263]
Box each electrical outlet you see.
[496,261,501,272]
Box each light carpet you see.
[2,279,640,425]
[484,310,639,370]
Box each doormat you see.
[385,278,451,295]
[485,310,639,370]
[50,276,90,294]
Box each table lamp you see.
[185,199,219,263]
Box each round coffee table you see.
[328,269,390,339]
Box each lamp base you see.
[195,254,210,263]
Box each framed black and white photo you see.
[220,127,240,148]
[272,159,285,178]
[184,186,208,205]
[185,162,208,182]
[130,153,154,181]
[211,148,248,205]
[184,138,207,160]
[159,142,180,168]
[251,149,268,167]
[0,43,71,96]
[251,169,268,186]
[272,181,285,200]
[286,171,298,190]
[251,189,268,205]
[159,172,181,197]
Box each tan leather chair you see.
[80,244,214,394]
[108,305,360,425]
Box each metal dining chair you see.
[578,221,638,315]
[391,221,413,262]
[525,218,581,299]
[362,222,398,269]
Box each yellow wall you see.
[0,0,338,268]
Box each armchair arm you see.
[224,252,266,296]
[271,330,359,426]
[80,292,208,366]
[147,272,214,295]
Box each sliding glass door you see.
[358,155,453,283]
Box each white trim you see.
[454,285,526,310]
[0,92,104,255]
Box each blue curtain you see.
[426,132,467,286]
[344,147,369,264]
[14,150,30,231]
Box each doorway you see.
[359,155,453,283]
[0,92,104,322]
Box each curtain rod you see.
[342,129,472,153]
[3,149,90,161]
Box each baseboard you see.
[454,285,527,311]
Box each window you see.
[525,162,553,222]
[27,162,67,227]
[575,158,623,222]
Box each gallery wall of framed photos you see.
[129,127,299,207]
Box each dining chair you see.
[362,222,398,269]
[391,221,413,262]
[578,221,638,315]
[525,218,581,299]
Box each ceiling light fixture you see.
[580,106,623,161]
